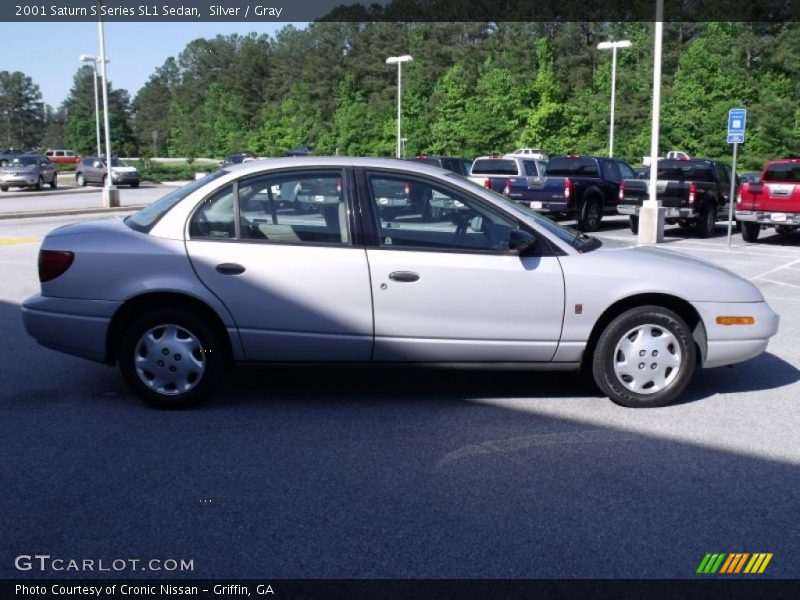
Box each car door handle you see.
[216,263,246,275]
[389,271,420,282]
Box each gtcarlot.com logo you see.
[14,554,194,573]
[696,552,773,574]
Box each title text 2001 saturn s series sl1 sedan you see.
[22,158,779,409]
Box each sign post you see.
[727,108,746,248]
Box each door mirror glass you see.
[508,229,536,253]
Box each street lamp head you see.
[386,55,413,65]
[597,40,632,50]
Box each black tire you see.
[696,204,716,238]
[577,198,602,232]
[592,305,696,408]
[101,175,107,187]
[0,159,7,167]
[76,173,86,187]
[35,176,43,191]
[775,225,793,235]
[118,308,228,409]
[130,181,139,188]
[0,186,7,192]
[50,173,58,189]
[629,215,639,234]
[740,221,760,242]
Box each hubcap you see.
[612,324,682,395]
[134,324,206,396]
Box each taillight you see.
[618,181,625,201]
[483,178,492,189]
[688,182,697,204]
[404,182,411,195]
[503,178,511,195]
[736,192,742,204]
[39,250,74,282]
[564,178,572,200]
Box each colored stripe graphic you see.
[699,553,773,574]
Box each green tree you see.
[0,70,44,150]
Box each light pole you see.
[386,55,413,159]
[95,11,119,208]
[79,54,109,158]
[597,40,631,158]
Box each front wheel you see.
[740,221,760,243]
[629,215,639,234]
[592,305,696,408]
[76,173,86,187]
[50,174,58,189]
[35,176,43,191]
[0,186,7,192]
[118,309,228,409]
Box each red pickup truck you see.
[736,158,800,242]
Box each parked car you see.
[221,152,255,166]
[410,155,472,176]
[410,155,473,219]
[618,158,736,238]
[22,157,778,410]
[44,149,81,165]
[76,156,140,188]
[503,154,635,231]
[0,153,57,191]
[738,172,761,184]
[469,155,548,192]
[737,158,800,242]
[513,148,550,161]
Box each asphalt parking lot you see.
[1,210,798,579]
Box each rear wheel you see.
[130,181,139,188]
[578,198,602,232]
[592,305,696,408]
[118,308,228,409]
[696,204,716,238]
[741,221,760,243]
[629,215,639,234]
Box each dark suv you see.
[76,156,140,187]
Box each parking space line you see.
[0,237,39,245]
[754,277,800,290]
[750,258,800,281]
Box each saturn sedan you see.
[22,157,779,409]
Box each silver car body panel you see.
[23,157,779,372]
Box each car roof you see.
[222,156,452,178]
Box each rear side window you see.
[763,163,800,182]
[471,159,519,176]
[523,161,539,176]
[600,160,621,182]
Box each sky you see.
[2,22,303,108]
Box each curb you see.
[0,205,146,221]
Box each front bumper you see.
[736,210,800,226]
[0,174,37,186]
[112,174,140,184]
[617,204,699,219]
[691,300,780,368]
[22,295,121,364]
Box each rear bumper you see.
[617,204,699,219]
[691,300,780,368]
[736,210,800,226]
[22,295,121,364]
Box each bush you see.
[126,160,220,182]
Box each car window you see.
[601,160,621,183]
[367,174,518,253]
[618,161,635,180]
[237,171,350,245]
[55,151,64,157]
[523,161,539,176]
[460,160,472,175]
[189,185,236,239]
[471,159,519,176]
[716,164,730,187]
[66,151,75,157]
[763,163,800,182]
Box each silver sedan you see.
[22,157,779,409]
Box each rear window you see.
[471,159,519,176]
[125,170,228,233]
[763,163,800,183]
[656,160,714,182]
[546,157,599,177]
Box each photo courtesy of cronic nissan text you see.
[1,0,799,598]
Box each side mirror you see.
[508,229,536,253]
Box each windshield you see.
[125,170,228,232]
[10,156,37,166]
[104,158,127,167]
[471,159,519,176]
[448,173,600,252]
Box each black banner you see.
[3,579,800,600]
[2,0,799,22]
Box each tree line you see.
[2,22,799,170]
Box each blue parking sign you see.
[728,108,747,134]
